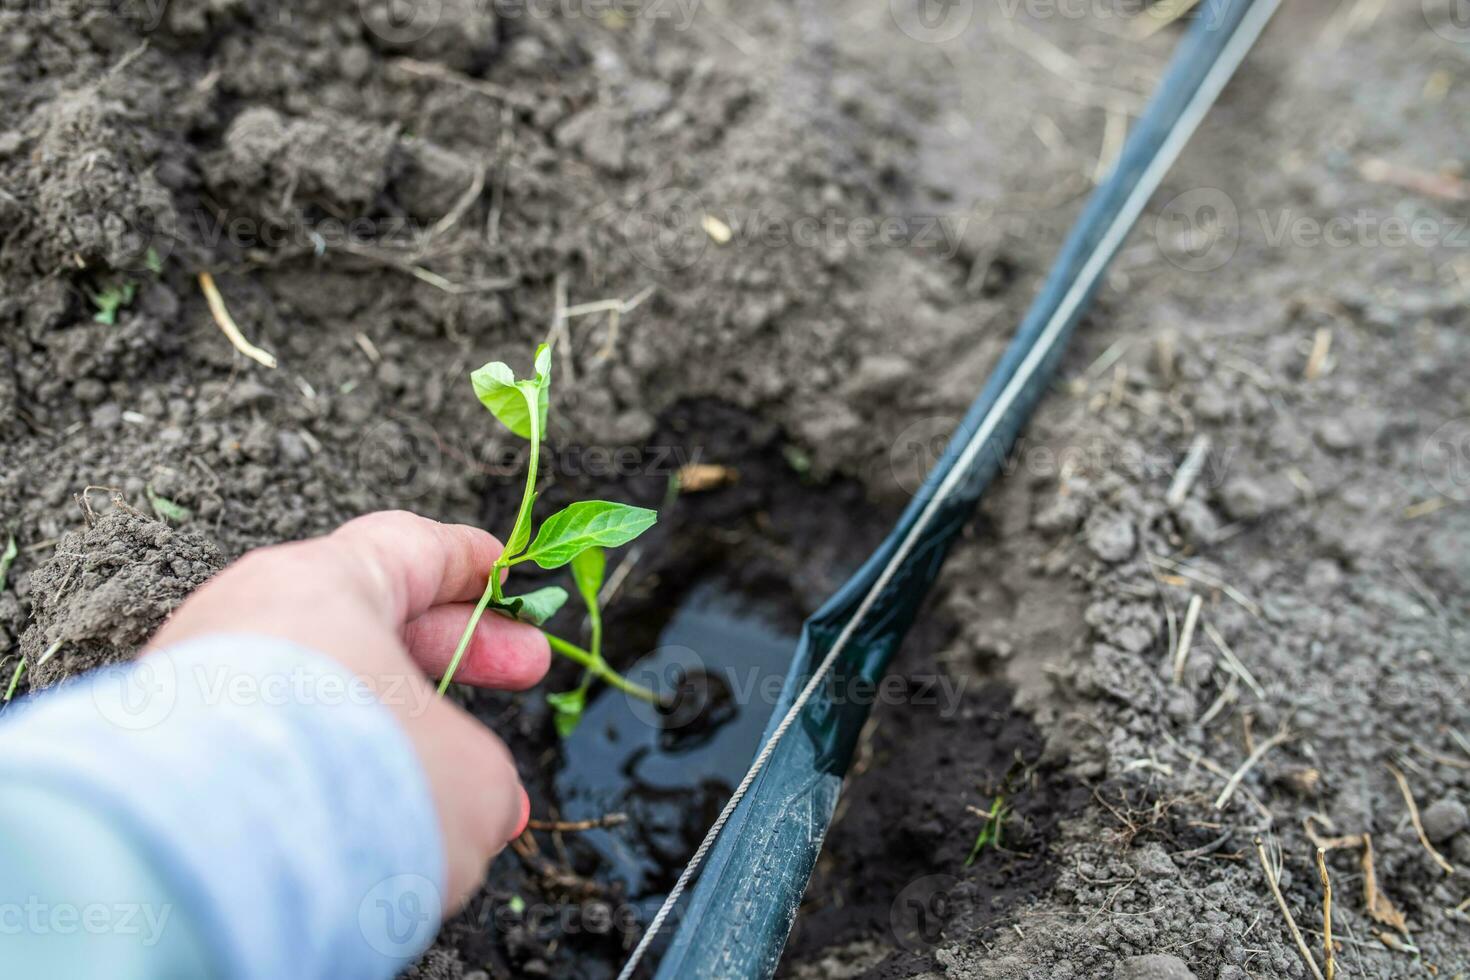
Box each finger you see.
[408,701,527,907]
[403,604,551,690]
[329,511,506,625]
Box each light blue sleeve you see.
[0,635,447,980]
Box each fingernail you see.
[514,787,530,837]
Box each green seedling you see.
[436,344,662,735]
[964,795,1008,867]
[89,279,137,325]
[0,534,17,594]
[965,756,1027,867]
[4,659,25,703]
[146,487,191,524]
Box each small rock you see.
[1303,559,1342,596]
[1086,512,1136,563]
[1114,954,1196,980]
[1129,843,1178,880]
[1033,492,1088,535]
[1421,797,1468,844]
[1174,498,1220,545]
[1219,476,1275,522]
[555,106,628,174]
[1316,417,1357,452]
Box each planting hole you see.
[553,582,794,900]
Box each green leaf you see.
[146,487,191,524]
[519,501,656,570]
[0,534,16,594]
[490,586,569,626]
[4,658,25,702]
[570,546,605,613]
[546,687,587,738]
[471,361,531,439]
[529,341,552,436]
[89,281,137,325]
[470,344,552,441]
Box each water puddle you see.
[553,583,795,905]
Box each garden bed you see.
[2,1,1468,978]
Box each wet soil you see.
[3,1,1469,979]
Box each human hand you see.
[147,510,551,909]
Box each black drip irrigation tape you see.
[620,1,1284,976]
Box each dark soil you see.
[3,2,1469,979]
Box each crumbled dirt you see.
[13,508,223,690]
[2,1,1468,979]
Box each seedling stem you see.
[435,344,663,731]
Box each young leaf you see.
[546,687,586,738]
[490,586,569,626]
[471,345,553,441]
[519,501,657,570]
[472,361,534,440]
[570,546,605,613]
[528,341,552,436]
